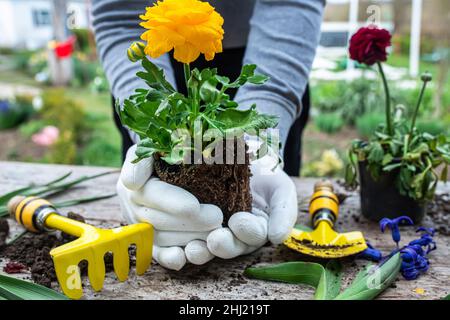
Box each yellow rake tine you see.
[52,255,83,300]
[113,244,130,282]
[87,253,106,292]
[134,225,153,275]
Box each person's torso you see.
[210,0,255,48]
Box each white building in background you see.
[0,0,89,50]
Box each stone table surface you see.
[0,161,449,300]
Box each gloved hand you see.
[117,142,298,269]
[117,145,223,271]
[206,142,298,259]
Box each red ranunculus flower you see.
[349,26,392,66]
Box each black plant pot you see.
[358,161,427,224]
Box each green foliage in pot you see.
[345,26,450,203]
[346,73,450,202]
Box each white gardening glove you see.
[206,140,298,259]
[116,145,223,271]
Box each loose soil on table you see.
[154,139,252,221]
[0,218,9,248]
[0,213,135,288]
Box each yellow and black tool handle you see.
[8,196,60,233]
[309,181,339,227]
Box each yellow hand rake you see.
[8,196,153,299]
[284,181,367,258]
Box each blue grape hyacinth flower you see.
[357,242,382,262]
[399,227,436,280]
[379,216,414,246]
[363,220,437,281]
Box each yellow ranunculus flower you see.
[140,0,224,64]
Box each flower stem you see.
[408,79,428,138]
[183,63,190,92]
[377,62,393,136]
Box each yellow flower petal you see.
[139,0,224,63]
[174,42,201,64]
[140,26,185,58]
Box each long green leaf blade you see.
[0,171,117,217]
[30,171,118,199]
[53,193,116,208]
[0,172,73,206]
[44,171,73,186]
[315,260,342,300]
[244,262,324,288]
[0,186,35,206]
[334,253,401,300]
[0,274,68,300]
[245,261,343,300]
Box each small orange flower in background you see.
[140,0,224,64]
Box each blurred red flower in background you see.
[349,26,392,66]
[53,36,76,59]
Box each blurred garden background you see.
[0,0,448,177]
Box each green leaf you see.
[247,74,269,85]
[367,142,384,163]
[215,108,278,134]
[134,138,161,162]
[442,294,450,300]
[139,58,175,93]
[315,261,342,300]
[227,64,268,88]
[334,253,401,300]
[199,80,220,103]
[0,171,117,216]
[244,262,324,287]
[382,154,394,166]
[199,68,215,81]
[0,274,68,300]
[161,148,187,165]
[0,171,72,206]
[382,162,402,172]
[155,97,170,115]
[216,75,230,85]
[293,224,313,232]
[236,64,257,86]
[244,261,342,300]
[440,165,448,181]
[52,193,116,208]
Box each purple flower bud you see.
[357,242,383,262]
[380,216,414,245]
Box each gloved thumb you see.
[120,145,153,191]
[267,172,298,244]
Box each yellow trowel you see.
[7,196,153,299]
[284,181,367,258]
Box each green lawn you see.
[0,64,121,167]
